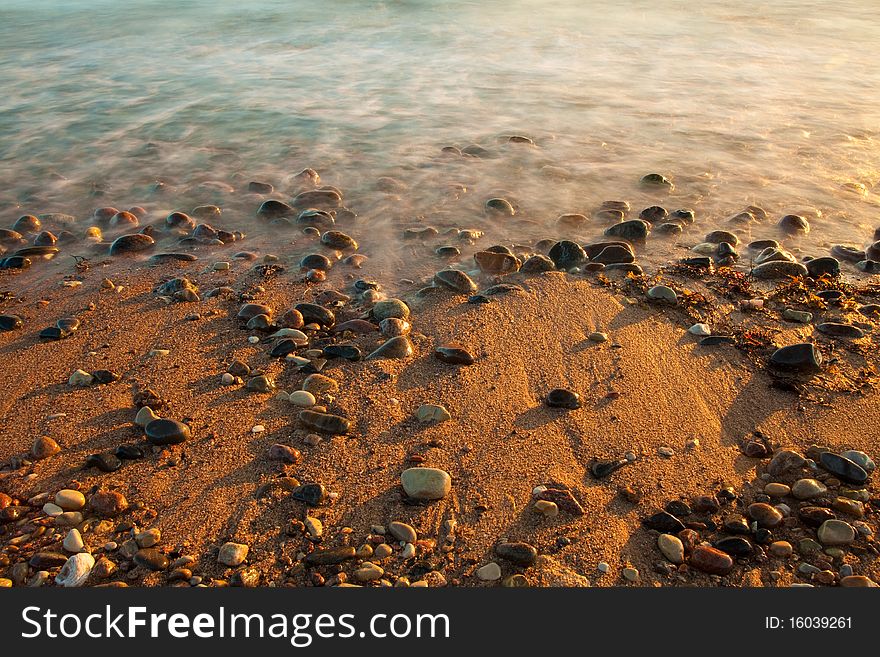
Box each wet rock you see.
[299,410,350,434]
[769,343,822,374]
[237,303,273,321]
[816,322,864,339]
[779,214,810,235]
[592,244,634,264]
[605,219,649,242]
[639,206,667,223]
[642,511,686,533]
[752,260,808,279]
[548,240,587,270]
[485,198,515,215]
[401,467,451,500]
[840,450,874,473]
[495,542,537,567]
[292,189,342,208]
[248,181,273,194]
[747,503,783,528]
[294,303,335,328]
[296,208,335,228]
[831,245,864,262]
[640,173,673,190]
[714,536,754,557]
[270,339,300,358]
[805,256,839,278]
[545,388,581,409]
[115,445,145,460]
[520,254,555,273]
[689,545,734,575]
[434,269,477,293]
[367,336,414,360]
[590,459,628,479]
[474,250,520,274]
[819,452,868,484]
[109,233,154,256]
[323,344,361,361]
[144,419,191,446]
[434,344,474,365]
[299,253,331,271]
[257,199,295,219]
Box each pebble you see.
[495,542,538,566]
[354,562,385,583]
[688,323,711,336]
[533,500,559,517]
[545,388,581,409]
[689,545,734,575]
[0,314,23,331]
[748,502,784,528]
[769,344,822,374]
[145,418,191,445]
[840,450,875,472]
[647,285,677,303]
[31,436,61,459]
[135,528,161,548]
[134,548,169,571]
[304,547,356,566]
[55,489,86,511]
[434,344,474,365]
[56,553,95,587]
[134,406,160,427]
[840,576,878,587]
[791,478,827,500]
[819,451,868,484]
[299,410,350,434]
[367,336,414,360]
[817,520,855,546]
[90,491,128,516]
[68,369,94,386]
[401,467,451,500]
[764,483,790,497]
[416,404,451,423]
[622,567,640,582]
[657,534,684,564]
[247,375,276,393]
[86,452,122,472]
[218,542,249,567]
[269,444,301,463]
[305,517,323,538]
[287,390,316,408]
[63,529,85,553]
[433,269,478,294]
[548,240,587,270]
[388,521,418,544]
[477,562,502,581]
[769,541,793,557]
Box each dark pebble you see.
[323,344,362,361]
[434,344,474,365]
[294,303,335,328]
[548,240,587,270]
[495,542,537,566]
[819,452,868,484]
[769,343,822,374]
[304,546,355,566]
[115,445,145,460]
[713,536,754,557]
[86,452,122,472]
[545,388,581,409]
[134,548,169,571]
[292,483,327,506]
[642,511,686,533]
[144,419,191,446]
[0,315,23,331]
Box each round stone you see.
[545,388,581,409]
[218,542,249,567]
[289,390,316,407]
[689,545,734,575]
[817,520,855,546]
[748,503,784,528]
[769,541,793,558]
[764,483,790,497]
[657,534,684,564]
[55,490,86,511]
[388,521,418,544]
[144,419,190,446]
[31,436,61,459]
[401,467,451,500]
[495,542,538,566]
[791,478,827,500]
[372,299,410,321]
[476,562,502,581]
[647,285,677,303]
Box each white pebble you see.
[688,323,711,336]
[251,425,265,433]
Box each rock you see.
[257,199,295,219]
[294,303,335,328]
[247,375,276,393]
[805,256,839,278]
[134,406,160,427]
[816,322,864,339]
[218,542,249,567]
[416,404,451,423]
[68,369,93,386]
[819,452,868,484]
[289,390,316,407]
[832,497,864,518]
[30,552,69,568]
[747,503,783,528]
[840,450,874,472]
[764,483,790,497]
[434,344,474,365]
[545,388,581,409]
[548,240,587,270]
[55,553,95,587]
[536,488,585,515]
[495,542,537,566]
[640,173,673,189]
[791,478,827,500]
[31,436,61,459]
[817,520,855,546]
[372,299,410,321]
[379,318,410,337]
[474,250,520,274]
[642,511,686,533]
[657,534,684,563]
[299,410,350,434]
[109,233,154,256]
[133,548,169,571]
[689,545,734,575]
[304,547,356,566]
[301,374,338,395]
[367,336,414,360]
[321,230,357,250]
[752,261,808,279]
[434,269,477,293]
[304,517,323,538]
[485,197,515,215]
[135,528,161,548]
[86,452,121,472]
[605,219,649,241]
[714,536,754,558]
[388,521,418,544]
[769,344,822,374]
[0,314,23,331]
[401,467,451,500]
[533,500,559,517]
[779,214,810,234]
[269,444,301,463]
[292,483,327,506]
[55,489,86,511]
[477,562,502,581]
[520,254,555,273]
[798,506,836,528]
[145,419,190,446]
[647,285,677,303]
[90,491,128,516]
[782,308,812,323]
[840,576,878,587]
[354,562,385,583]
